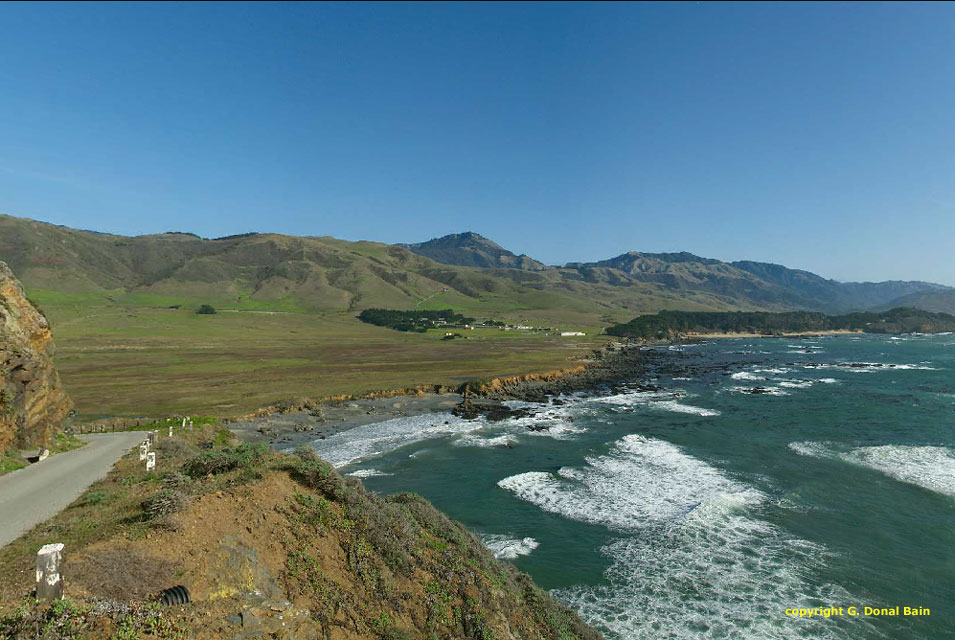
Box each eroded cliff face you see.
[0,261,71,450]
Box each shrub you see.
[195,304,217,315]
[154,438,195,460]
[181,443,268,477]
[142,488,190,519]
[162,471,190,490]
[284,447,414,577]
[0,387,15,416]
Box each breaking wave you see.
[498,435,867,639]
[591,390,720,417]
[789,442,955,498]
[308,413,484,467]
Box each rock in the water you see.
[451,400,531,422]
[0,261,72,450]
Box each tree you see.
[196,304,217,315]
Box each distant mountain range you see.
[0,214,949,319]
[403,231,948,313]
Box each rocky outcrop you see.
[0,261,71,450]
[466,341,655,402]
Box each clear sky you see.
[1,2,954,284]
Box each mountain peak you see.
[401,233,548,270]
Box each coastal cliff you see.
[0,260,72,450]
[0,425,603,640]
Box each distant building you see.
[560,331,586,337]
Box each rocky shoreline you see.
[229,332,865,450]
[467,340,650,402]
[230,339,686,449]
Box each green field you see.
[35,294,608,421]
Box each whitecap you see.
[454,433,517,448]
[802,362,938,373]
[510,437,875,639]
[788,441,838,458]
[309,413,484,467]
[789,442,955,498]
[729,385,790,396]
[482,534,539,560]
[497,435,755,530]
[592,390,720,417]
[755,367,791,374]
[555,524,869,640]
[730,371,766,381]
[777,380,814,389]
[347,468,392,478]
[845,445,955,498]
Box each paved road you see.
[0,431,146,548]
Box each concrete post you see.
[146,452,156,473]
[168,424,173,437]
[139,442,148,461]
[182,417,187,428]
[36,543,64,601]
[147,431,157,445]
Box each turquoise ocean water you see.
[309,333,954,639]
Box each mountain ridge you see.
[401,231,551,271]
[0,214,948,316]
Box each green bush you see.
[195,304,217,315]
[182,443,268,477]
[82,491,110,506]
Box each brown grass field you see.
[39,301,607,421]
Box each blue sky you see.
[1,2,954,284]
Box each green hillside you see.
[879,289,955,314]
[3,213,950,420]
[606,307,955,339]
[0,214,776,323]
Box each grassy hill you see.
[879,289,955,314]
[1,215,747,323]
[6,215,946,319]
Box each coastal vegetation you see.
[0,423,601,640]
[605,307,955,339]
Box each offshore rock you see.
[0,261,72,450]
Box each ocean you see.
[308,333,954,639]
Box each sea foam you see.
[790,442,955,498]
[482,534,540,560]
[731,371,766,381]
[498,435,867,639]
[591,390,720,417]
[497,435,755,530]
[308,413,484,467]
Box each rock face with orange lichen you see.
[0,260,72,450]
